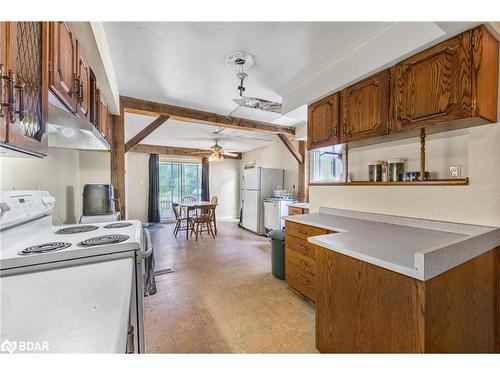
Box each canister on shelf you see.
[381,160,389,182]
[368,160,383,182]
[388,158,405,182]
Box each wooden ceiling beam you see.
[131,144,242,160]
[120,95,295,136]
[277,134,303,164]
[124,115,170,153]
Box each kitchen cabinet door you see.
[0,22,15,143]
[49,21,77,113]
[340,70,390,143]
[0,22,48,156]
[307,93,339,150]
[96,91,108,140]
[75,41,90,120]
[391,32,472,132]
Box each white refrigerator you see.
[240,165,284,235]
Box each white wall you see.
[125,152,149,222]
[0,148,110,225]
[241,141,299,192]
[209,159,240,220]
[125,153,240,222]
[310,123,500,226]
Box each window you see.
[310,146,345,182]
[159,161,202,220]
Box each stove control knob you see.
[42,196,56,209]
[0,202,10,217]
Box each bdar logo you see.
[1,339,17,353]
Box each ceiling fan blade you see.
[233,96,282,114]
[222,152,238,157]
[192,151,212,154]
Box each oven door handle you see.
[140,228,153,259]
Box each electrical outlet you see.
[449,166,461,179]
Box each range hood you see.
[47,94,110,151]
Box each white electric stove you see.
[0,190,152,353]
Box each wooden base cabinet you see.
[284,221,330,302]
[315,245,500,353]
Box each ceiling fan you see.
[226,51,282,114]
[192,140,239,161]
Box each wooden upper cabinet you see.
[0,22,48,156]
[470,25,499,123]
[307,93,339,150]
[49,22,77,112]
[0,22,14,143]
[391,32,472,132]
[340,70,390,143]
[75,41,90,119]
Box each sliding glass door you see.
[159,161,202,220]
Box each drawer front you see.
[285,221,329,240]
[288,206,304,216]
[285,235,317,260]
[286,248,316,276]
[286,261,316,301]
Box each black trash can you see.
[269,229,285,280]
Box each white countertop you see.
[0,258,133,353]
[285,207,500,280]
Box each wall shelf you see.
[310,178,469,186]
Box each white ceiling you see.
[106,22,480,152]
[125,113,278,152]
[103,22,393,116]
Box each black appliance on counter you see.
[82,184,119,216]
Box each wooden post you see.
[297,141,309,202]
[420,128,426,181]
[111,106,126,219]
[345,144,349,183]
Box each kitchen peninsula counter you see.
[284,208,500,353]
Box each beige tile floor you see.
[145,221,318,354]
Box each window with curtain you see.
[159,161,202,220]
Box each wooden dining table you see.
[178,201,218,239]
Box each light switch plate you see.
[449,166,461,179]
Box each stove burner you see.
[103,222,133,229]
[18,242,72,256]
[78,234,129,247]
[55,225,99,234]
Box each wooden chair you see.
[190,205,216,241]
[172,202,192,238]
[210,196,219,236]
[181,195,197,217]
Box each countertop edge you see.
[308,236,422,280]
[285,212,500,281]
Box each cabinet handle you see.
[78,81,84,103]
[1,67,17,123]
[332,124,337,138]
[298,244,308,253]
[395,104,400,121]
[15,79,26,122]
[342,121,347,135]
[299,229,308,235]
[297,274,310,284]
